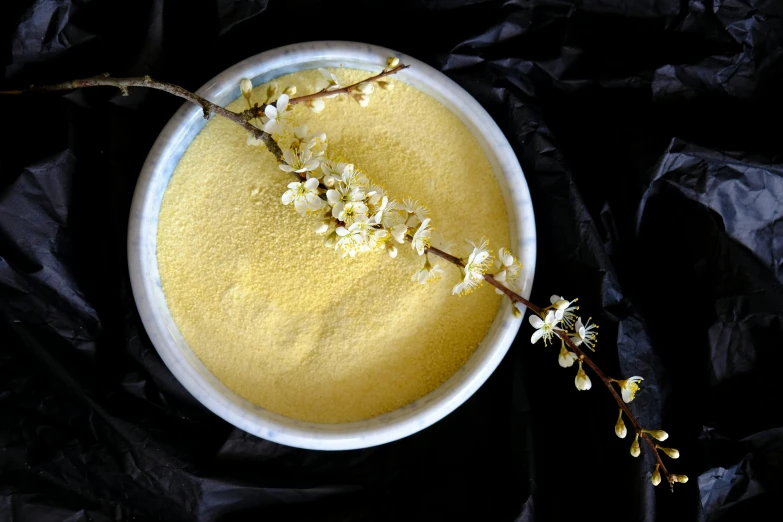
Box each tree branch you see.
[1,74,283,162]
[556,329,672,488]
[240,64,409,120]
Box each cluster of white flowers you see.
[239,65,525,294]
[240,75,441,277]
[529,294,601,390]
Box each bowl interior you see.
[128,41,536,450]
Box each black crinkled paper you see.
[1,1,782,521]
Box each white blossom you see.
[339,166,368,188]
[575,361,592,391]
[317,68,341,97]
[262,93,292,135]
[411,218,432,255]
[391,224,408,244]
[550,295,579,328]
[614,376,643,403]
[279,147,320,174]
[558,344,578,368]
[327,184,366,222]
[569,317,598,351]
[334,226,363,257]
[281,177,325,215]
[386,56,400,69]
[529,310,557,345]
[366,186,385,207]
[452,238,492,295]
[412,258,444,284]
[372,195,403,227]
[320,160,351,188]
[493,247,523,294]
[402,197,429,222]
[336,201,368,225]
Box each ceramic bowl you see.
[128,41,536,450]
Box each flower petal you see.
[264,105,277,120]
[303,159,320,172]
[529,315,544,328]
[531,328,545,344]
[326,190,340,205]
[276,94,289,111]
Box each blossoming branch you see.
[1,58,687,489]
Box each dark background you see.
[1,0,782,521]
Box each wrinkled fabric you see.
[1,1,782,520]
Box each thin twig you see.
[240,64,409,120]
[556,330,672,487]
[423,241,669,483]
[423,244,543,315]
[0,75,283,162]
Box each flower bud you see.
[658,446,680,459]
[240,78,253,99]
[558,345,577,368]
[323,231,337,248]
[387,244,398,258]
[355,82,374,94]
[377,80,394,90]
[387,56,400,68]
[643,429,669,441]
[630,434,640,457]
[284,85,297,96]
[307,99,325,113]
[574,361,592,391]
[355,94,370,107]
[651,465,661,486]
[552,299,570,310]
[672,474,689,484]
[512,307,522,318]
[615,411,627,439]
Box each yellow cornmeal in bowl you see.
[156,68,511,423]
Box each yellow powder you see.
[156,68,510,423]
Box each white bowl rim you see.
[127,41,536,450]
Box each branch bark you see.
[2,74,283,162]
